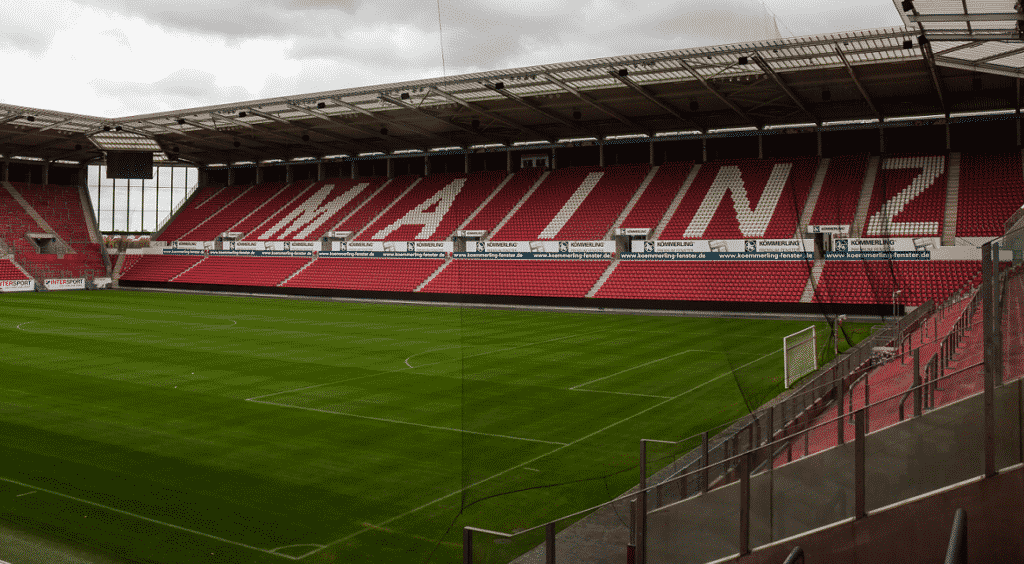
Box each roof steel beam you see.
[286,103,424,151]
[238,109,355,156]
[836,45,883,120]
[678,59,760,128]
[921,42,949,116]
[379,94,500,145]
[908,13,1024,22]
[426,86,552,141]
[543,72,648,133]
[607,70,705,131]
[973,45,1024,64]
[753,53,820,124]
[331,98,454,145]
[934,40,984,56]
[483,83,597,137]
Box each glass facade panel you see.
[87,164,197,233]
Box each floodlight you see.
[177,118,186,125]
[238,111,247,118]
[233,140,241,148]
[690,101,699,111]
[617,68,629,77]
[380,127,388,135]
[400,92,410,100]
[572,110,582,120]
[822,89,832,101]
[26,116,35,122]
[317,102,326,109]
[901,0,914,12]
[493,81,504,90]
[115,126,122,131]
[301,134,310,142]
[103,126,111,131]
[903,40,914,49]
[738,56,748,65]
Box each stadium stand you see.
[658,157,817,239]
[956,152,1024,237]
[235,181,314,240]
[862,155,947,237]
[618,162,695,229]
[461,168,545,234]
[0,259,30,280]
[813,260,982,305]
[282,258,444,292]
[808,153,869,227]
[422,259,610,298]
[117,254,143,278]
[120,255,204,282]
[159,185,247,241]
[184,182,286,241]
[595,261,810,302]
[492,165,649,240]
[256,178,384,241]
[336,175,419,235]
[172,256,311,286]
[358,170,507,240]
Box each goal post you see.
[783,326,817,388]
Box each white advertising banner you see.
[476,241,531,253]
[233,241,265,251]
[93,277,112,289]
[411,241,453,253]
[344,241,385,252]
[287,241,322,252]
[807,225,850,235]
[748,239,812,253]
[45,278,85,291]
[644,240,714,253]
[833,238,921,252]
[173,241,207,249]
[563,241,615,253]
[616,228,651,236]
[0,279,34,292]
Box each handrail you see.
[782,546,805,564]
[944,508,967,564]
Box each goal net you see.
[783,326,817,388]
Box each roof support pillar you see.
[256,164,265,184]
[649,140,655,166]
[78,165,87,187]
[465,152,471,175]
[42,162,49,185]
[757,134,763,159]
[424,155,431,177]
[317,161,325,182]
[387,157,395,179]
[2,158,8,182]
[507,148,513,173]
[351,160,357,180]
[817,129,823,157]
[879,127,886,154]
[702,137,708,163]
[285,164,293,184]
[551,148,558,170]
[227,167,235,186]
[946,122,951,151]
[199,168,210,187]
[599,141,605,167]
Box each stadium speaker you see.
[317,102,326,109]
[103,125,111,131]
[238,111,247,118]
[302,134,310,142]
[380,127,388,136]
[177,118,186,125]
[26,115,35,122]
[618,68,629,77]
[493,81,504,90]
[400,92,410,100]
[901,0,914,11]
[903,39,914,49]
[74,144,82,151]
[821,89,832,101]
[973,75,983,90]
[738,56,748,65]
[690,101,699,111]
[471,119,480,129]
[572,110,582,120]
[918,34,929,47]
[233,140,241,148]
[115,125,122,131]
[172,146,180,153]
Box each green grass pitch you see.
[0,291,871,564]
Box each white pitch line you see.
[571,389,671,399]
[15,321,34,331]
[248,326,614,402]
[523,467,540,472]
[0,475,295,560]
[15,490,35,497]
[295,346,783,560]
[250,399,567,446]
[404,345,461,368]
[569,349,700,390]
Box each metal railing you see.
[944,509,967,564]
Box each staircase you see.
[416,256,454,292]
[799,259,826,303]
[486,171,549,241]
[586,260,619,297]
[278,256,317,286]
[456,172,514,232]
[605,166,660,239]
[942,152,960,246]
[168,257,207,282]
[850,156,880,238]
[797,158,830,236]
[651,164,701,240]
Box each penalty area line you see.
[295,346,784,560]
[0,475,297,560]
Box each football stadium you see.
[1,1,1023,563]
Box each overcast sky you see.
[0,0,904,118]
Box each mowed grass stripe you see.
[0,291,867,564]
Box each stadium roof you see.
[1,18,1023,167]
